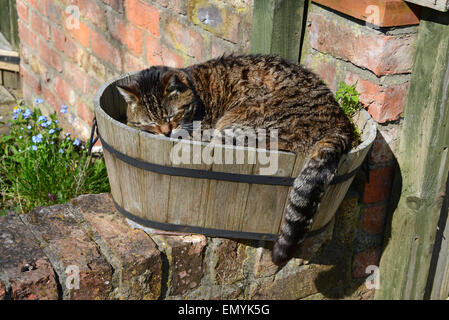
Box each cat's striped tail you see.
[272,132,351,265]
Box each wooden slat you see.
[95,109,123,209]
[205,144,254,231]
[165,139,212,227]
[0,49,19,73]
[138,132,172,224]
[242,149,296,234]
[251,0,307,62]
[376,9,449,300]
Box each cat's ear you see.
[116,83,139,104]
[162,72,188,95]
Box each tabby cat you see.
[116,54,353,265]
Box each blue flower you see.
[54,120,59,124]
[41,120,52,128]
[60,105,68,114]
[32,134,43,144]
[32,145,38,151]
[65,132,70,137]
[19,136,23,139]
[37,115,47,123]
[73,138,81,146]
[58,149,64,154]
[13,107,22,115]
[27,125,32,130]
[49,129,55,134]
[23,109,32,119]
[34,98,44,104]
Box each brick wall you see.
[17,0,253,140]
[302,2,418,280]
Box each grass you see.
[0,102,110,214]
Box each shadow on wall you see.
[311,128,401,299]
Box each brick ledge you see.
[313,0,420,27]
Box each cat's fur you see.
[117,54,353,265]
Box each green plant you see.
[336,81,362,117]
[0,103,110,213]
[335,81,362,145]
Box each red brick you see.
[51,25,79,62]
[0,282,6,300]
[109,13,143,55]
[47,0,64,24]
[35,0,49,16]
[126,0,160,37]
[65,18,90,48]
[39,40,63,72]
[161,46,184,68]
[64,61,90,95]
[54,76,75,105]
[369,130,395,166]
[20,66,42,95]
[363,166,394,204]
[154,234,207,296]
[70,0,107,30]
[22,204,113,300]
[102,0,124,12]
[124,52,146,72]
[90,29,122,70]
[162,16,206,61]
[18,20,37,51]
[76,99,94,124]
[17,0,29,23]
[360,205,387,234]
[43,85,63,112]
[352,247,380,278]
[0,214,59,300]
[146,36,163,66]
[72,194,163,299]
[345,73,409,123]
[308,11,416,77]
[30,10,50,40]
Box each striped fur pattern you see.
[117,54,354,265]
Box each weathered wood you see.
[405,0,449,12]
[95,74,376,240]
[205,144,255,231]
[242,149,296,234]
[0,0,19,50]
[167,138,211,227]
[0,49,19,72]
[376,9,449,300]
[250,0,307,62]
[2,70,19,88]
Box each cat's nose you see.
[160,123,172,137]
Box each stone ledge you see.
[0,192,371,300]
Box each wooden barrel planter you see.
[93,72,376,241]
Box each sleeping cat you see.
[116,54,353,265]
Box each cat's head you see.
[116,66,197,136]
